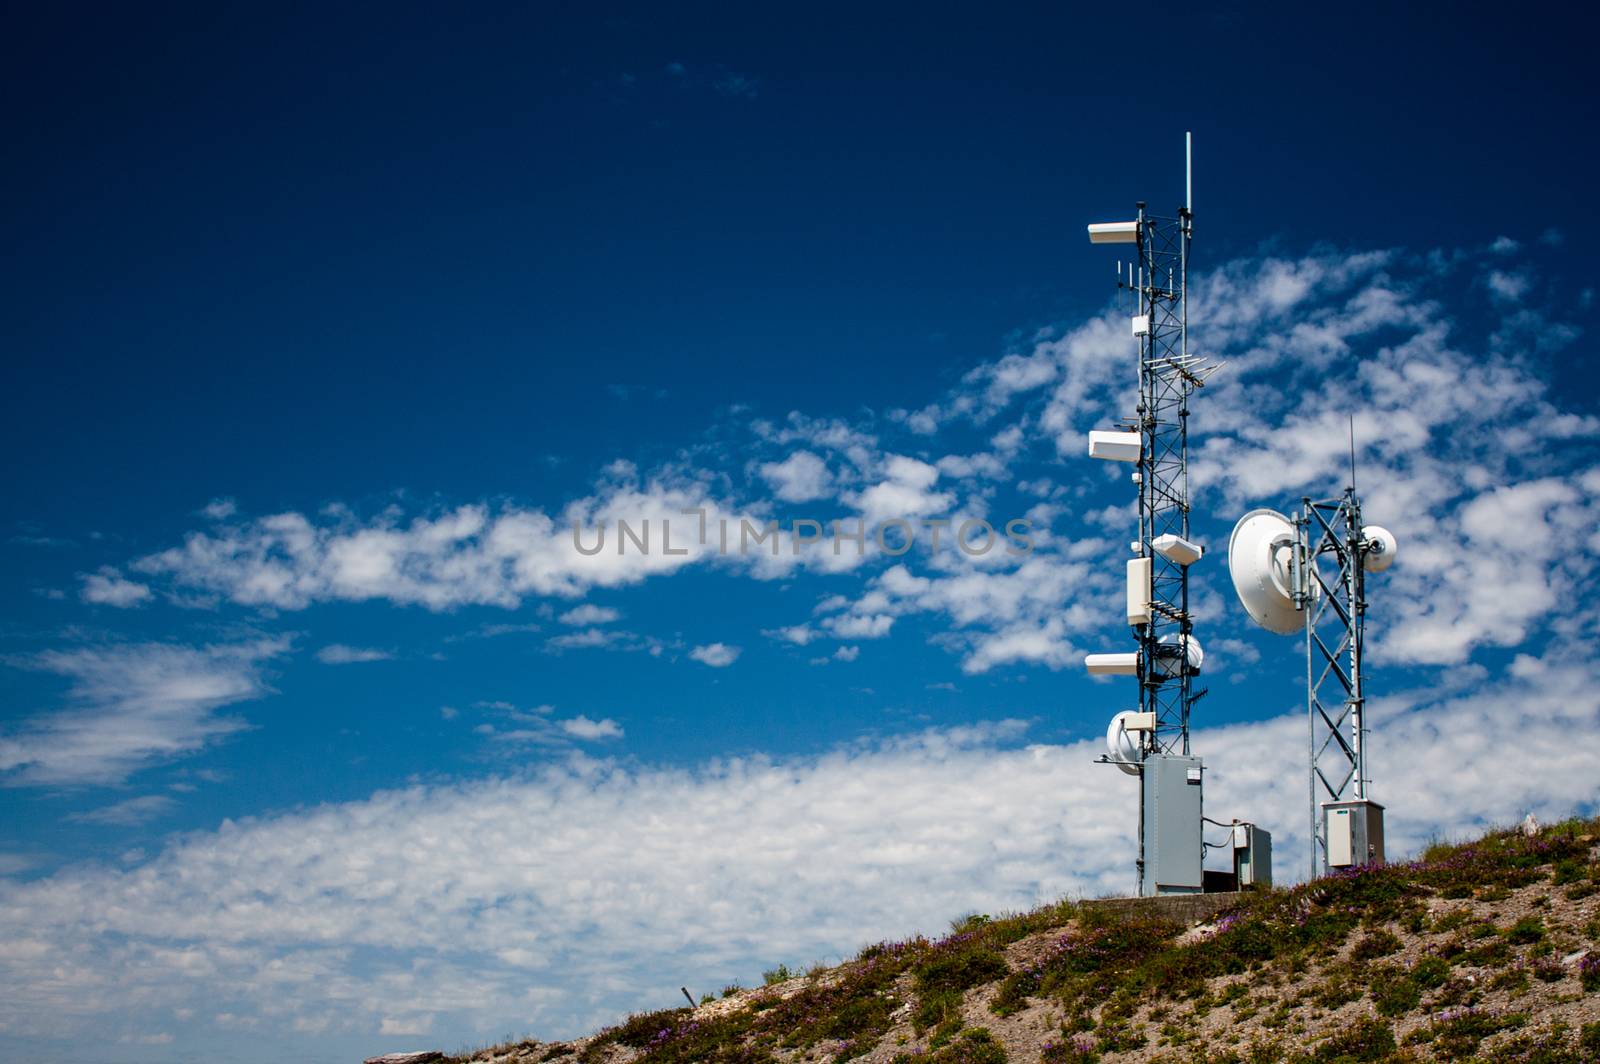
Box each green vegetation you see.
[1308,1015,1395,1061]
[1350,928,1402,961]
[897,1026,1008,1063]
[1505,915,1545,944]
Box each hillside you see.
[439,818,1600,1063]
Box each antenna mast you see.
[1297,490,1376,877]
[1086,133,1223,896]
[1133,140,1216,758]
[1228,445,1397,880]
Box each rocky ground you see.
[414,818,1600,1063]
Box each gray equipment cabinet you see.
[1323,800,1384,870]
[1141,754,1204,895]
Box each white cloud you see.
[545,628,624,650]
[79,567,152,608]
[764,624,818,646]
[688,643,740,667]
[130,482,755,610]
[757,451,833,502]
[473,705,621,747]
[201,498,238,520]
[1,650,1594,1052]
[89,242,1600,682]
[833,645,860,662]
[844,455,953,525]
[559,715,624,741]
[66,795,177,826]
[314,645,393,665]
[0,638,288,786]
[558,604,620,626]
[1485,268,1530,303]
[822,613,895,639]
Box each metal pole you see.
[1185,131,1192,216]
[1178,198,1192,755]
[1303,501,1318,880]
[1183,132,1192,360]
[1348,492,1366,802]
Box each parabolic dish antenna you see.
[1362,525,1398,572]
[1105,710,1141,775]
[1228,509,1312,635]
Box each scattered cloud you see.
[66,794,177,826]
[446,621,542,642]
[86,243,1597,687]
[764,624,818,646]
[559,715,624,741]
[546,628,624,650]
[314,645,393,665]
[2,650,1593,1047]
[688,643,740,668]
[1485,268,1530,303]
[10,533,74,548]
[80,567,152,608]
[128,483,772,610]
[757,451,833,502]
[0,638,288,787]
[472,704,622,747]
[558,604,620,626]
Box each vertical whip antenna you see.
[1349,414,1357,492]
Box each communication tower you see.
[1085,134,1223,896]
[1228,465,1397,878]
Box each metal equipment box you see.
[1323,800,1384,870]
[1233,823,1273,888]
[1141,754,1203,896]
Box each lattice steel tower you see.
[1295,487,1393,877]
[1129,201,1213,754]
[1087,134,1222,895]
[1227,434,1397,881]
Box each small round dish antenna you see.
[1362,525,1397,572]
[1105,710,1141,775]
[1150,633,1203,678]
[1228,509,1311,635]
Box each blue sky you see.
[3,4,1599,1062]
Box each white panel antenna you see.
[1087,220,1140,243]
[1086,652,1139,676]
[1151,532,1203,565]
[1088,430,1141,462]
